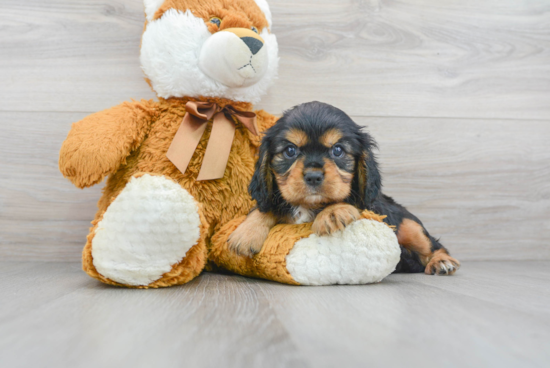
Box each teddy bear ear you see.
[254,0,273,29]
[144,0,165,22]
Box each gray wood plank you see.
[0,261,549,368]
[0,262,41,276]
[264,0,550,119]
[468,261,550,282]
[1,112,549,261]
[404,261,550,316]
[0,0,156,113]
[259,272,550,368]
[0,264,308,368]
[0,262,89,324]
[1,0,549,119]
[0,111,103,261]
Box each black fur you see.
[250,101,452,273]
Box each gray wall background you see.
[1,0,549,261]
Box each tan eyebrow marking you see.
[320,128,343,147]
[285,128,309,147]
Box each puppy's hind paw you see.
[425,252,460,276]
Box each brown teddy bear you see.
[59,0,401,288]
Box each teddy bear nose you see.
[304,171,324,187]
[241,37,263,55]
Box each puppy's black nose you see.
[241,37,263,55]
[304,171,324,187]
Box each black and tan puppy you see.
[228,102,460,275]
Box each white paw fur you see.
[92,174,202,286]
[286,219,401,285]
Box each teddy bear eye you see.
[209,17,221,27]
[251,26,259,34]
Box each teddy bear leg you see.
[284,219,401,285]
[210,212,402,286]
[82,173,208,288]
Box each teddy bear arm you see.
[255,110,279,130]
[59,100,158,188]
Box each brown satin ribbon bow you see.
[166,101,259,181]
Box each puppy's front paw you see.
[425,251,460,276]
[312,203,361,236]
[227,210,276,257]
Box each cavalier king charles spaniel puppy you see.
[228,102,460,275]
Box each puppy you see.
[228,102,460,275]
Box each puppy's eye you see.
[209,17,221,27]
[331,145,344,158]
[251,26,259,34]
[283,146,298,159]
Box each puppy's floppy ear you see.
[354,131,382,209]
[249,140,274,213]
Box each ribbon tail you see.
[166,113,208,175]
[227,107,259,136]
[197,113,236,181]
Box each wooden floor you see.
[0,261,548,368]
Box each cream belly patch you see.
[92,174,202,286]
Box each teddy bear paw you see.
[285,219,401,285]
[91,174,203,286]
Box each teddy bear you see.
[59,0,400,288]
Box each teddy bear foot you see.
[89,174,207,287]
[285,219,401,285]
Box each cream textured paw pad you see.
[286,219,401,285]
[92,174,202,286]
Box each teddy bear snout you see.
[222,27,265,56]
[241,37,263,55]
[198,27,269,88]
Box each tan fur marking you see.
[312,203,361,236]
[397,218,433,265]
[259,151,273,197]
[320,129,343,148]
[356,152,368,200]
[228,209,277,257]
[322,159,352,201]
[425,249,461,276]
[285,129,309,147]
[275,158,308,205]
